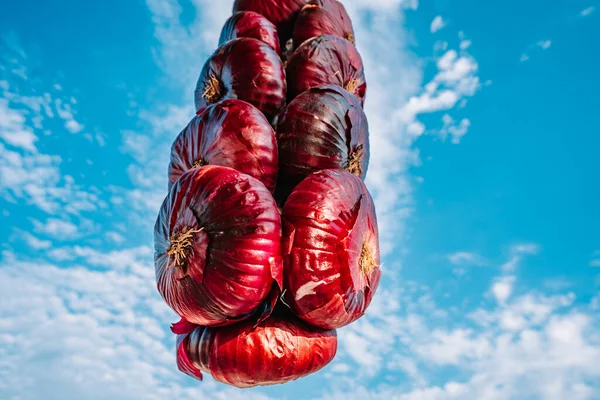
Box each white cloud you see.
[521,40,553,62]
[0,98,38,152]
[580,7,594,17]
[0,250,279,400]
[459,40,472,50]
[447,251,487,266]
[329,252,600,400]
[538,40,552,50]
[106,231,125,244]
[431,16,446,33]
[439,114,471,144]
[19,231,52,249]
[397,49,480,125]
[330,295,600,400]
[55,98,84,133]
[492,276,516,304]
[434,40,449,52]
[65,118,84,133]
[512,243,540,255]
[0,48,106,216]
[32,218,79,239]
[501,243,541,273]
[415,328,491,364]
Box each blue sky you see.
[1,1,599,399]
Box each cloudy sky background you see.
[1,0,599,399]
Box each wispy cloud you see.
[0,42,105,216]
[580,6,595,17]
[0,98,38,151]
[448,251,487,266]
[32,218,80,239]
[440,114,471,144]
[520,40,552,62]
[501,242,541,273]
[538,40,552,50]
[17,231,52,250]
[55,98,84,134]
[431,16,446,33]
[328,248,600,400]
[395,48,480,148]
[590,251,600,267]
[0,249,275,400]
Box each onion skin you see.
[276,85,369,202]
[286,35,366,104]
[169,99,278,194]
[233,0,311,45]
[154,166,283,327]
[281,170,381,330]
[194,38,286,121]
[219,11,280,54]
[293,0,355,49]
[176,310,338,388]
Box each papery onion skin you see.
[233,0,311,46]
[293,0,355,49]
[176,310,337,388]
[169,99,278,194]
[194,38,286,121]
[276,85,369,202]
[282,170,381,330]
[286,35,366,104]
[219,11,281,54]
[154,165,283,327]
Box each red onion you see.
[154,165,282,327]
[281,170,381,329]
[219,11,280,54]
[233,0,310,45]
[169,99,278,194]
[175,309,337,388]
[286,35,366,104]
[276,85,369,202]
[293,0,355,49]
[194,38,286,121]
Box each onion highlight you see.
[233,0,311,46]
[281,170,381,329]
[154,166,282,327]
[276,85,369,202]
[194,38,286,121]
[286,35,366,104]
[219,11,280,54]
[169,99,278,193]
[176,309,337,388]
[293,0,355,49]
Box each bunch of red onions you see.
[154,0,381,388]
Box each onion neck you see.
[303,4,319,10]
[359,242,376,275]
[345,78,360,94]
[192,158,208,169]
[202,74,222,104]
[345,145,364,177]
[167,227,204,269]
[344,32,355,44]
